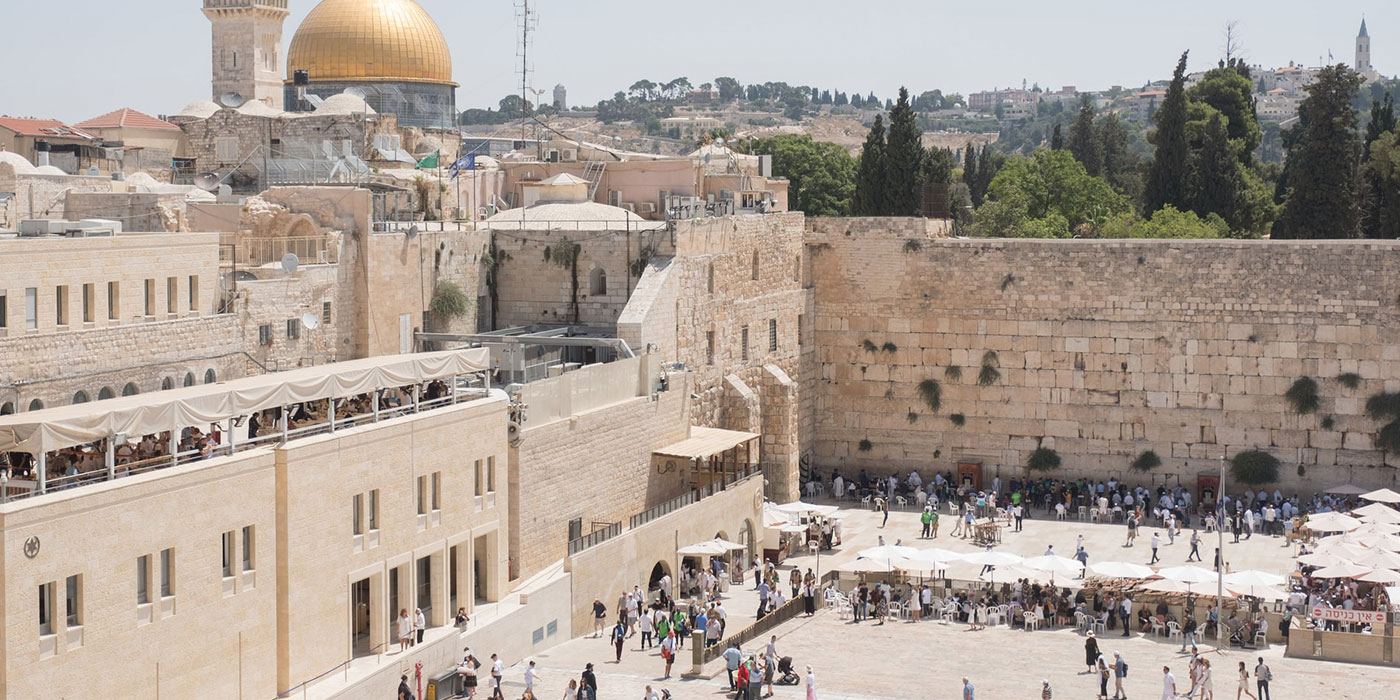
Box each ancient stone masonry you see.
[805,231,1400,492]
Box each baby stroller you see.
[776,657,801,685]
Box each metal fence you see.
[567,521,621,555]
[629,491,697,530]
[220,236,338,268]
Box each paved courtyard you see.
[489,504,1399,699]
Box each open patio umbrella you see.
[1298,552,1350,568]
[1157,565,1219,585]
[1023,554,1086,582]
[1352,548,1400,570]
[1142,579,1195,594]
[771,501,840,516]
[1352,502,1400,522]
[677,539,731,556]
[1305,512,1363,532]
[1227,585,1287,601]
[1357,568,1400,584]
[894,548,964,577]
[840,558,902,574]
[1325,484,1369,496]
[855,544,919,574]
[960,550,1024,585]
[1224,570,1288,588]
[1089,561,1158,580]
[1312,562,1374,579]
[1361,488,1400,504]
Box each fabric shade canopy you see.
[1228,585,1287,601]
[960,551,1024,567]
[0,349,490,454]
[1352,502,1400,523]
[1089,561,1158,580]
[770,501,840,516]
[1357,569,1400,584]
[1362,488,1400,504]
[1312,562,1373,579]
[1022,554,1085,576]
[1325,484,1369,496]
[840,559,901,573]
[677,538,746,556]
[1224,570,1287,588]
[1156,565,1218,585]
[653,426,759,460]
[1305,512,1363,532]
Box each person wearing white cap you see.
[1041,679,1052,699]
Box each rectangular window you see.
[242,525,255,571]
[159,548,174,598]
[706,330,715,366]
[473,459,483,497]
[258,324,272,346]
[416,475,427,515]
[188,275,198,311]
[65,574,81,627]
[56,285,69,326]
[82,283,93,323]
[25,287,37,330]
[286,318,300,340]
[166,277,177,314]
[38,582,54,635]
[797,314,804,348]
[144,279,155,316]
[0,290,7,329]
[215,137,239,162]
[741,326,750,361]
[352,493,364,535]
[136,555,150,605]
[769,318,778,352]
[322,300,332,324]
[107,282,119,320]
[221,531,235,577]
[431,471,441,512]
[487,456,496,493]
[368,489,379,531]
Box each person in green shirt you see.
[656,613,671,642]
[671,610,688,649]
[921,507,934,538]
[1012,491,1022,506]
[930,510,939,538]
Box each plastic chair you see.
[1150,616,1166,637]
[1024,611,1041,631]
[1055,504,1067,521]
[916,491,928,507]
[1167,620,1182,641]
[860,495,872,508]
[1090,506,1101,522]
[949,503,960,517]
[1254,627,1268,647]
[1074,611,1089,633]
[1092,616,1107,635]
[1077,506,1088,521]
[895,495,908,510]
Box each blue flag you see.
[449,154,476,179]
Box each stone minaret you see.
[203,0,290,109]
[1357,19,1372,75]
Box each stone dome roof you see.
[314,92,378,115]
[286,0,455,86]
[0,151,37,175]
[177,100,222,119]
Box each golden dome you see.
[286,0,455,85]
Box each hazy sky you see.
[3,1,1394,124]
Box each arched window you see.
[184,372,195,387]
[204,369,217,384]
[0,402,13,415]
[589,267,607,296]
[161,377,174,391]
[751,250,760,280]
[98,387,115,401]
[27,399,44,412]
[72,391,90,404]
[122,383,140,397]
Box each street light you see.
[1216,454,1226,650]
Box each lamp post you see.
[1217,454,1226,650]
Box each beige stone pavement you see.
[485,504,1399,699]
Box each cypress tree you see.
[852,114,888,215]
[963,145,980,206]
[1050,124,1064,150]
[1191,111,1243,226]
[885,87,925,215]
[1145,51,1192,213]
[1068,95,1103,176]
[1098,112,1133,191]
[1362,94,1397,239]
[1275,65,1365,239]
[974,146,998,206]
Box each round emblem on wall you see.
[658,459,678,474]
[754,490,763,510]
[23,536,40,559]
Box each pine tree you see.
[1275,65,1365,239]
[1068,95,1103,176]
[1361,93,1397,238]
[963,145,980,206]
[973,146,998,206]
[1366,94,1397,149]
[885,87,925,216]
[852,114,888,215]
[1145,52,1192,214]
[1191,111,1243,225]
[1098,113,1133,191]
[1050,124,1064,150]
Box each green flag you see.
[416,151,439,169]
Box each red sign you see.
[1309,606,1386,624]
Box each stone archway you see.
[647,561,672,594]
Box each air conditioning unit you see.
[640,202,656,214]
[623,203,636,212]
[562,149,577,161]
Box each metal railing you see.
[567,522,621,555]
[629,467,762,530]
[219,236,337,268]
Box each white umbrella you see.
[856,544,919,561]
[1361,488,1400,504]
[1352,548,1400,570]
[1312,562,1373,579]
[894,548,964,572]
[840,559,901,573]
[1157,565,1219,585]
[1089,561,1158,580]
[712,537,747,550]
[1298,552,1349,568]
[1225,570,1288,588]
[1326,484,1369,496]
[1227,585,1288,601]
[1142,579,1193,594]
[960,550,1024,567]
[1352,502,1400,522]
[771,501,839,516]
[1023,554,1086,577]
[677,540,730,556]
[1306,512,1363,532]
[1357,568,1400,584]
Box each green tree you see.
[1274,65,1365,239]
[1145,52,1193,213]
[1190,111,1243,225]
[714,77,743,102]
[885,87,926,215]
[972,149,1129,237]
[962,145,980,206]
[1097,112,1138,196]
[1188,66,1262,163]
[498,94,533,119]
[743,135,856,216]
[1363,129,1400,238]
[1099,205,1228,238]
[1050,124,1064,150]
[973,146,1000,208]
[852,114,888,215]
[1068,96,1103,176]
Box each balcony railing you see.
[219,236,337,268]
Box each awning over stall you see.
[653,426,760,460]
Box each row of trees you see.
[852,88,957,215]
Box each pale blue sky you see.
[2,1,1394,123]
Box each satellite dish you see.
[281,253,300,273]
[194,172,221,191]
[716,137,726,146]
[405,225,419,239]
[219,91,246,108]
[302,312,320,330]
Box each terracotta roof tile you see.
[0,117,94,139]
[75,108,180,132]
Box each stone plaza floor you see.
[486,503,1400,699]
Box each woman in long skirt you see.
[803,584,816,615]
[805,665,818,700]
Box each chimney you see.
[35,140,51,167]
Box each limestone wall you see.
[808,233,1400,492]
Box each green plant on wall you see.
[1284,377,1320,414]
[862,339,878,353]
[1130,450,1162,472]
[907,411,919,424]
[549,236,582,322]
[882,341,898,353]
[1366,392,1400,454]
[949,413,966,427]
[978,350,1001,386]
[858,438,873,452]
[1337,372,1362,390]
[1000,273,1015,291]
[884,385,894,399]
[904,239,923,253]
[944,365,962,382]
[917,379,941,412]
[428,280,472,319]
[1230,450,1281,485]
[1026,447,1061,472]
[1320,416,1335,431]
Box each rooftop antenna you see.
[515,0,538,151]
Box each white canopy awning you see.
[0,349,490,454]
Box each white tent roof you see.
[0,349,489,454]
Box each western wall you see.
[805,219,1400,493]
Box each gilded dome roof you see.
[286,0,455,85]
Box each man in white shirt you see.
[1150,532,1161,564]
[1162,665,1177,700]
[490,654,504,699]
[1121,596,1133,637]
[1264,505,1277,536]
[523,660,538,694]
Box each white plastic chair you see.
[1077,506,1088,521]
[1254,627,1268,647]
[1150,616,1166,637]
[916,491,928,507]
[1167,620,1182,641]
[1092,616,1107,635]
[1024,611,1041,631]
[1074,611,1089,633]
[861,494,872,508]
[949,503,960,517]
[895,495,908,510]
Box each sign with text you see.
[1309,606,1386,625]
